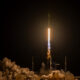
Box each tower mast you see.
[32,56,34,71]
[65,56,67,72]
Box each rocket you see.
[47,13,52,70]
[47,14,51,59]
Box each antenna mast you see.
[65,56,67,72]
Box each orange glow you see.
[48,28,50,42]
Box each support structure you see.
[32,56,34,71]
[65,56,67,72]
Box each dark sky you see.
[3,0,80,75]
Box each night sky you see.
[3,1,80,75]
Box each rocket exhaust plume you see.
[47,28,51,59]
[48,28,50,50]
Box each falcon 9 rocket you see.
[47,14,52,70]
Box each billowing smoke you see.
[0,57,40,80]
[41,70,75,80]
[0,57,77,80]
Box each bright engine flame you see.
[47,28,51,59]
[48,28,50,50]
